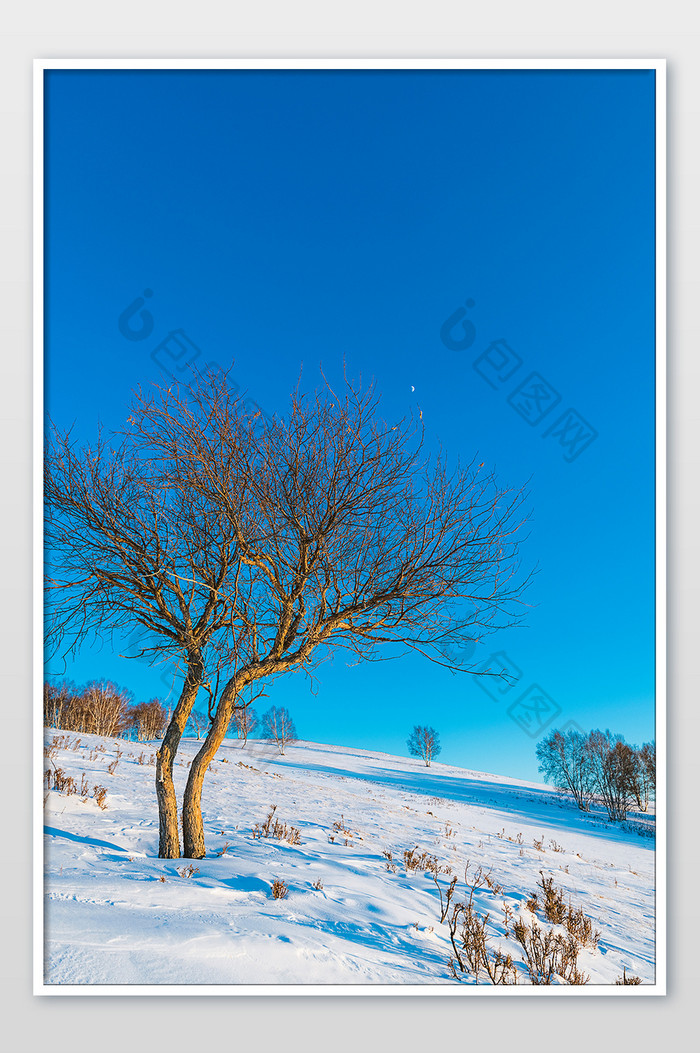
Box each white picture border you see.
[33,56,666,996]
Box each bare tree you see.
[261,706,297,755]
[630,742,655,812]
[186,706,210,741]
[177,372,531,857]
[46,368,531,860]
[407,725,441,767]
[536,728,596,811]
[45,370,257,857]
[43,680,75,729]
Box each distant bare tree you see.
[407,725,441,767]
[536,728,596,812]
[131,699,168,742]
[585,730,637,822]
[233,703,259,746]
[186,706,209,741]
[630,742,655,812]
[261,706,297,755]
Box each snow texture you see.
[43,731,655,987]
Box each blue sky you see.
[44,68,657,781]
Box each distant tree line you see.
[45,682,298,755]
[44,681,168,742]
[536,727,655,822]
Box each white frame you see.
[33,57,666,996]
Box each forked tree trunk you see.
[182,677,245,858]
[155,655,203,858]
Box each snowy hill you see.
[42,731,655,988]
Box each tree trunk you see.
[182,677,243,858]
[155,654,203,858]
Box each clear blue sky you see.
[44,68,657,781]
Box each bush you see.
[537,872,566,924]
[271,879,288,899]
[251,805,301,844]
[513,918,589,985]
[449,901,517,984]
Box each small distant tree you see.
[262,706,297,755]
[587,730,637,822]
[233,705,259,746]
[43,680,75,728]
[131,699,168,742]
[630,742,655,812]
[407,725,441,767]
[186,706,210,741]
[536,728,596,812]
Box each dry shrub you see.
[252,806,301,845]
[513,918,589,985]
[403,847,451,876]
[177,864,200,879]
[383,849,398,873]
[93,785,107,809]
[449,902,517,984]
[525,892,539,913]
[615,968,642,985]
[312,878,324,891]
[537,872,566,924]
[566,902,600,949]
[447,861,518,984]
[271,879,288,899]
[332,816,361,846]
[45,767,77,795]
[107,748,123,775]
[433,873,458,923]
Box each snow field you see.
[43,731,655,986]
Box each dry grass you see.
[403,846,452,876]
[177,864,200,879]
[615,968,642,985]
[331,816,361,846]
[271,879,288,899]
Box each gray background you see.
[2,4,693,1050]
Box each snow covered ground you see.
[42,730,656,988]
